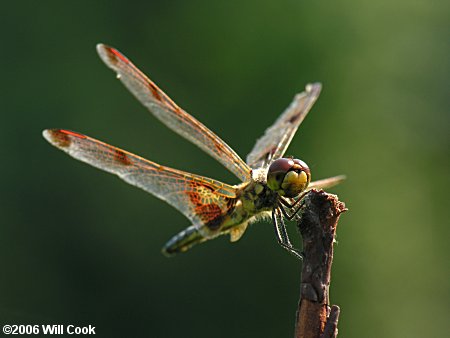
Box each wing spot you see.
[288,113,301,124]
[148,82,162,101]
[214,141,225,153]
[187,191,202,205]
[188,181,214,192]
[114,149,132,166]
[199,204,223,230]
[49,129,85,148]
[59,130,86,138]
[186,191,224,231]
[51,131,71,148]
[108,47,129,66]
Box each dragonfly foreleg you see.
[278,192,307,220]
[272,207,303,260]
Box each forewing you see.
[96,44,251,183]
[43,129,237,228]
[246,83,322,169]
[307,175,346,191]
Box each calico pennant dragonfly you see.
[43,44,344,259]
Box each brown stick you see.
[294,189,346,338]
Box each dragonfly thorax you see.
[266,158,311,198]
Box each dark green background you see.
[1,1,448,337]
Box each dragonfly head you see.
[266,158,311,198]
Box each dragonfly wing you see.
[43,129,237,232]
[246,83,322,169]
[308,175,346,190]
[96,44,252,183]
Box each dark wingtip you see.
[97,43,114,66]
[96,43,129,69]
[42,129,86,148]
[42,129,70,148]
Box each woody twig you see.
[294,189,346,338]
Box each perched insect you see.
[43,44,345,259]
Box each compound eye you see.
[266,158,310,197]
[266,158,295,193]
[292,159,309,172]
[268,158,295,174]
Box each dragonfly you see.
[43,44,345,259]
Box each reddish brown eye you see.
[292,159,309,170]
[267,158,311,197]
[268,158,294,174]
[292,159,310,177]
[267,158,295,193]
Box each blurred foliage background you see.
[1,1,448,337]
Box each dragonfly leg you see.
[278,193,307,220]
[272,208,303,260]
[279,192,306,209]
